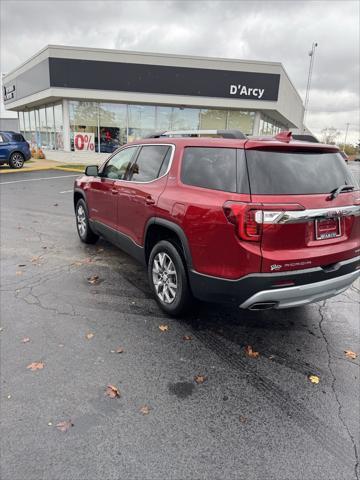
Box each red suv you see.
[74,130,360,316]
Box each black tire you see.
[75,199,99,244]
[148,240,193,316]
[9,152,24,169]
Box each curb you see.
[0,165,85,174]
[53,167,85,173]
[0,166,57,174]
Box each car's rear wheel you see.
[148,240,193,316]
[9,152,24,169]
[75,199,99,244]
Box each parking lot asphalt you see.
[1,168,359,480]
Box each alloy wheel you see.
[11,153,24,168]
[77,204,87,237]
[152,252,178,304]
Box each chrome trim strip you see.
[240,269,360,309]
[274,205,360,224]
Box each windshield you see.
[246,150,359,195]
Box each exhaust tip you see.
[248,302,277,311]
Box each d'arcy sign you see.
[48,58,281,102]
[230,84,265,99]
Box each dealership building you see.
[2,45,305,158]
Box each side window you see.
[128,145,170,182]
[181,147,237,193]
[102,147,138,180]
[0,135,4,143]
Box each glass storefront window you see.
[156,106,172,131]
[172,107,200,130]
[69,101,98,151]
[19,112,24,133]
[46,106,55,150]
[128,104,156,142]
[29,110,37,146]
[99,102,127,153]
[200,109,227,129]
[228,110,255,135]
[38,107,49,148]
[22,112,31,142]
[54,104,63,150]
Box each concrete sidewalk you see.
[0,158,85,174]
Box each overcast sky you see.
[0,0,359,143]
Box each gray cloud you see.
[1,0,359,142]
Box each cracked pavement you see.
[1,169,359,480]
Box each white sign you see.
[74,132,95,151]
[229,84,265,99]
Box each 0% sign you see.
[74,132,95,151]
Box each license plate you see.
[315,217,341,240]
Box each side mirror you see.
[85,165,99,176]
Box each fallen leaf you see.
[139,405,150,415]
[22,337,30,343]
[308,374,320,384]
[85,332,94,340]
[105,384,120,398]
[42,246,47,250]
[115,347,124,354]
[56,420,73,432]
[159,324,169,332]
[17,264,26,267]
[16,271,23,276]
[53,203,59,207]
[344,350,357,360]
[239,415,247,423]
[244,345,260,359]
[87,275,100,285]
[31,256,41,263]
[194,375,207,384]
[27,361,44,371]
[182,335,192,341]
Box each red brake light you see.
[223,202,304,242]
[223,203,262,242]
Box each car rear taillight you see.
[223,202,304,242]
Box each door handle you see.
[145,196,155,205]
[111,189,119,195]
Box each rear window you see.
[181,147,237,193]
[11,133,26,142]
[246,150,358,195]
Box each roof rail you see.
[144,129,247,140]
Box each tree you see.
[321,127,341,144]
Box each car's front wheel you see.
[9,152,24,169]
[148,240,193,316]
[75,199,99,244]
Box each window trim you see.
[101,143,175,184]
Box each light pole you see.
[303,42,318,133]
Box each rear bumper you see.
[189,256,360,309]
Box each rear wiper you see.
[329,184,355,200]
